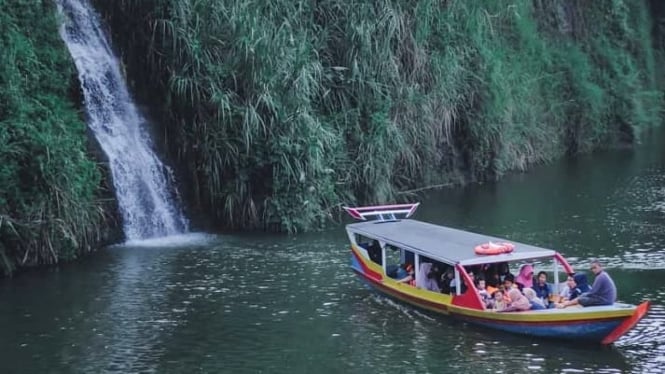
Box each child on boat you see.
[475,277,492,306]
[489,289,506,310]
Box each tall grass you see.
[93,0,664,232]
[0,1,111,276]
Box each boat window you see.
[384,245,402,278]
[353,234,373,249]
[353,234,382,265]
[384,245,415,280]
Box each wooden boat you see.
[343,203,650,345]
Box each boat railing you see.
[343,203,420,221]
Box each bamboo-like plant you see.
[91,0,664,232]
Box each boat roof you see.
[346,219,557,265]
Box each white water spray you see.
[56,0,188,240]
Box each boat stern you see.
[601,300,651,345]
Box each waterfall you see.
[56,0,189,241]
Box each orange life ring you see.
[474,241,515,255]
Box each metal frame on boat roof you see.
[346,219,557,265]
[343,203,420,221]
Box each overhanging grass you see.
[93,0,665,232]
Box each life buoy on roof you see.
[474,241,515,255]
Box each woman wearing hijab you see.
[570,273,591,300]
[515,264,534,290]
[416,262,440,292]
[523,287,546,310]
[498,289,532,312]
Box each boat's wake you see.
[368,294,436,321]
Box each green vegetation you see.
[2,1,664,277]
[0,0,112,276]
[93,0,664,232]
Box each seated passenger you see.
[558,273,591,302]
[555,274,588,307]
[440,269,454,294]
[554,273,575,303]
[572,273,591,296]
[367,240,382,265]
[533,271,552,305]
[489,290,506,310]
[394,263,409,279]
[416,263,440,292]
[515,264,534,290]
[498,289,532,312]
[397,263,415,286]
[475,278,491,305]
[498,262,511,280]
[503,273,518,292]
[523,287,545,310]
[484,266,501,288]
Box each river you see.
[1,129,665,373]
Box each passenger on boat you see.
[478,274,497,295]
[554,273,575,303]
[367,240,382,265]
[555,273,585,305]
[475,277,491,306]
[498,289,532,312]
[489,290,506,310]
[484,266,501,288]
[447,270,471,295]
[397,263,415,286]
[523,287,546,310]
[558,260,617,308]
[533,271,552,306]
[570,273,591,300]
[497,262,511,280]
[515,264,534,290]
[416,263,440,292]
[503,273,518,292]
[393,263,408,279]
[439,269,455,294]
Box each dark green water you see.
[2,130,665,373]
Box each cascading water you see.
[56,0,188,241]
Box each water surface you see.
[1,130,665,373]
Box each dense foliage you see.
[98,0,662,230]
[91,0,664,233]
[0,0,113,276]
[1,1,663,277]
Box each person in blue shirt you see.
[533,271,552,305]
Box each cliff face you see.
[0,0,119,276]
